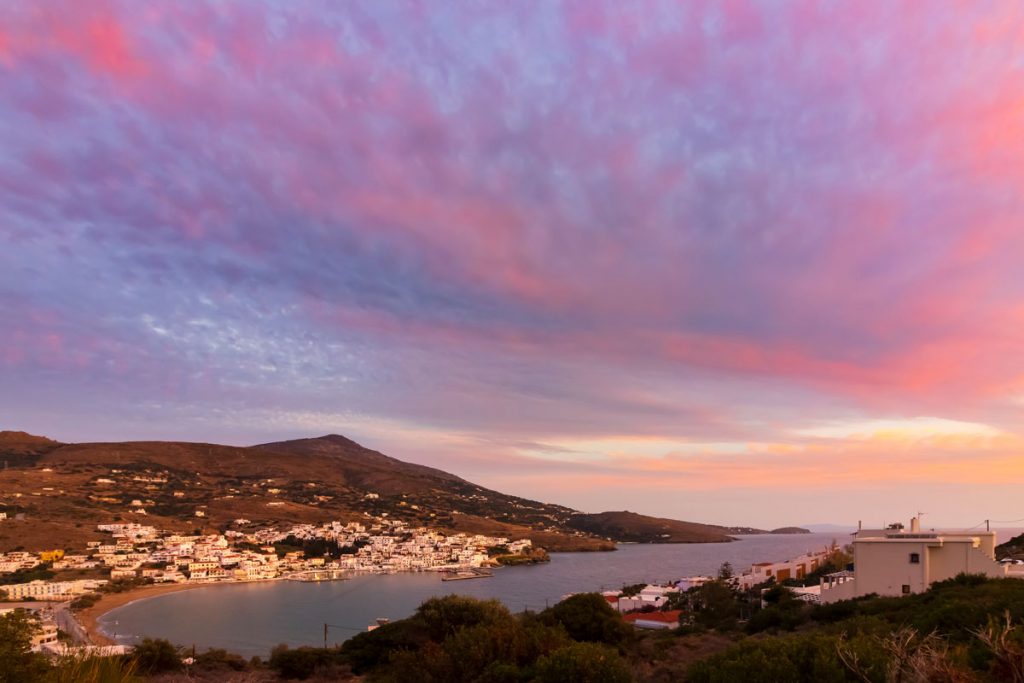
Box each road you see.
[51,601,91,644]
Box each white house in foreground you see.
[819,517,1019,604]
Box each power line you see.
[322,622,370,649]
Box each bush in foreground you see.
[336,594,634,682]
[534,642,632,683]
[269,644,348,680]
[540,592,633,646]
[131,637,182,674]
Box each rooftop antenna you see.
[912,512,926,533]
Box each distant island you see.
[563,511,809,543]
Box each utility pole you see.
[986,519,990,532]
[323,623,328,650]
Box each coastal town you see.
[3,514,1023,662]
[0,515,538,654]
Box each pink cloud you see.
[2,0,1024,526]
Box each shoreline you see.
[76,569,475,645]
[79,581,249,645]
[74,539,780,643]
[63,536,847,655]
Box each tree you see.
[341,618,429,674]
[541,593,633,646]
[415,595,511,641]
[694,581,740,630]
[620,583,646,597]
[0,611,50,683]
[718,561,734,580]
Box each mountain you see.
[0,431,762,553]
[252,435,469,494]
[0,430,62,466]
[0,430,58,447]
[566,511,736,543]
[996,533,1024,560]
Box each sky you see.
[2,1,1024,529]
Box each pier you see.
[284,569,351,582]
[440,568,493,581]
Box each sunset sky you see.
[3,1,1024,528]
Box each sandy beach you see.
[77,582,224,645]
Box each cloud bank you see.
[2,1,1023,526]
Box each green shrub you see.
[268,644,346,680]
[340,618,429,673]
[416,595,512,641]
[534,642,631,683]
[130,637,181,674]
[70,593,101,610]
[540,593,633,646]
[686,633,859,683]
[193,647,249,672]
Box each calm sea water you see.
[99,529,1022,657]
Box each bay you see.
[99,532,846,656]
[99,529,1023,657]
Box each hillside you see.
[996,532,1024,560]
[566,511,737,543]
[0,430,62,467]
[0,431,770,554]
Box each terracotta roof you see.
[604,595,619,604]
[623,610,682,624]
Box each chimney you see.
[910,516,920,533]
[857,520,862,531]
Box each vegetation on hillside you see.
[686,575,1024,682]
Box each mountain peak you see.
[261,433,365,448]
[0,430,58,445]
[316,434,362,445]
